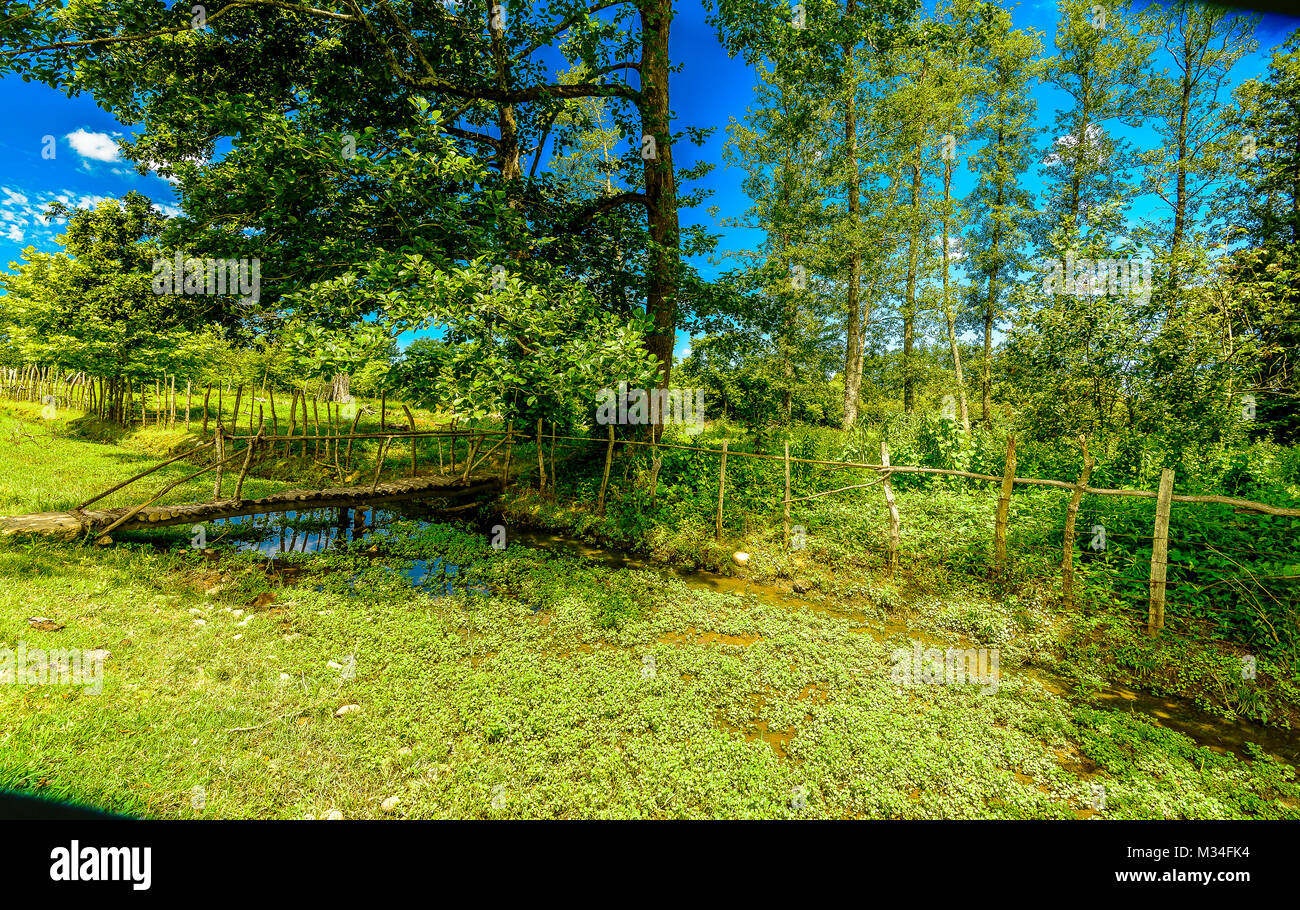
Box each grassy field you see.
[0,407,1297,818]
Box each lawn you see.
[0,408,1297,819]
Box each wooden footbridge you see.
[0,424,517,542]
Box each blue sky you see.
[1,0,1297,356]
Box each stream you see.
[198,502,1300,768]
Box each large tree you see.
[0,0,704,417]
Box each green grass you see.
[0,526,1296,818]
[0,407,1297,818]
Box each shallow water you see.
[201,503,1299,767]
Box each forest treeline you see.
[0,0,1295,478]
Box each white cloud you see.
[65,129,121,163]
[0,187,120,248]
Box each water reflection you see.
[211,506,394,556]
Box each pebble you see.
[731,552,750,566]
[381,796,400,813]
[335,704,361,717]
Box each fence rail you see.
[519,426,1300,640]
[5,365,1296,642]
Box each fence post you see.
[285,390,298,455]
[881,441,901,575]
[549,422,557,498]
[783,441,791,550]
[212,422,225,500]
[1147,467,1175,637]
[185,381,192,428]
[403,405,418,476]
[715,439,728,542]
[345,406,361,471]
[994,434,1017,576]
[648,434,662,507]
[371,437,392,493]
[536,418,545,493]
[598,423,615,515]
[312,397,321,460]
[233,416,265,501]
[1061,437,1095,606]
[503,421,513,487]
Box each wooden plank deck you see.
[0,472,502,540]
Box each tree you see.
[964,4,1039,428]
[0,193,222,422]
[0,0,707,416]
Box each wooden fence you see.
[520,427,1300,639]
[6,365,1296,640]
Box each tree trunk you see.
[640,0,680,427]
[903,162,922,414]
[942,159,969,433]
[841,0,862,430]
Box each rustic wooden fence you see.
[518,427,1300,640]
[6,366,1295,641]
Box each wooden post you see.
[549,422,557,499]
[597,423,615,515]
[312,397,321,459]
[285,391,298,456]
[648,430,662,506]
[331,402,340,470]
[185,381,192,428]
[202,385,211,437]
[217,384,223,429]
[403,405,417,476]
[536,418,545,493]
[502,421,513,487]
[1147,467,1175,637]
[212,422,225,499]
[170,375,176,427]
[232,385,243,438]
[783,440,792,550]
[233,416,265,500]
[380,390,387,430]
[993,434,1017,577]
[371,437,391,493]
[715,439,728,542]
[1061,437,1095,606]
[269,387,278,439]
[155,378,161,426]
[881,441,901,575]
[345,406,361,471]
[462,435,481,482]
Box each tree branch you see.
[566,191,648,230]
